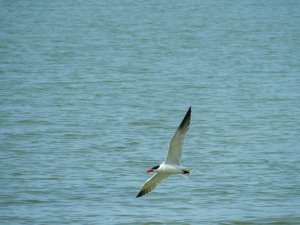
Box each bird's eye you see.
[152,165,159,170]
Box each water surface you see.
[1,0,300,224]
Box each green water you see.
[1,1,299,224]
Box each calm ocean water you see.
[1,1,300,224]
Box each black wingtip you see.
[136,191,144,198]
[178,106,191,129]
[186,106,192,116]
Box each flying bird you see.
[136,106,192,198]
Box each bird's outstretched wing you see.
[165,107,191,165]
[136,173,170,198]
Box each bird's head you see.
[147,165,160,173]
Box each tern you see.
[136,106,193,198]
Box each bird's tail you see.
[180,167,193,178]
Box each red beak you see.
[147,169,154,173]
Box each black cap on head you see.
[152,165,160,170]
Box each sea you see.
[1,0,299,224]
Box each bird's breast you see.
[158,164,182,174]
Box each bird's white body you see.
[157,163,191,174]
[157,163,181,174]
[136,107,193,198]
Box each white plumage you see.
[136,107,192,198]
